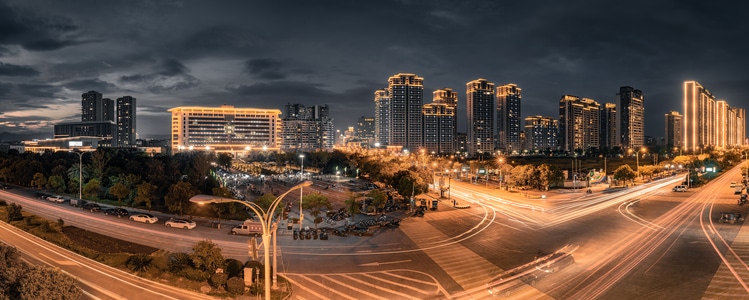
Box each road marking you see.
[38,252,79,266]
[358,259,411,267]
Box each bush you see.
[226,277,245,295]
[244,260,264,281]
[178,267,210,281]
[39,220,53,233]
[0,199,6,206]
[7,203,23,222]
[126,253,153,272]
[224,259,244,278]
[57,218,64,227]
[209,272,228,288]
[168,252,192,273]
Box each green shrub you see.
[0,199,7,206]
[39,220,53,232]
[209,272,228,288]
[7,203,23,222]
[224,259,244,278]
[179,267,210,281]
[168,252,192,272]
[226,276,245,295]
[126,253,153,272]
[57,218,64,227]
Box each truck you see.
[231,220,263,236]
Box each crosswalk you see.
[283,270,441,300]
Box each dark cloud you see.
[64,78,118,94]
[120,59,200,93]
[226,81,332,100]
[0,62,39,76]
[244,58,286,80]
[0,1,82,51]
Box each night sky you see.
[1,0,748,140]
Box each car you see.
[165,218,197,229]
[129,213,158,224]
[103,208,129,218]
[81,202,101,212]
[672,185,688,192]
[47,195,65,203]
[35,192,50,200]
[731,182,737,188]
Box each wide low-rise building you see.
[169,105,282,156]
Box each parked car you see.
[81,202,101,212]
[35,192,50,200]
[165,218,197,229]
[47,195,65,203]
[103,208,129,218]
[129,213,158,224]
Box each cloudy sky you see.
[1,0,748,140]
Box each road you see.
[2,167,749,299]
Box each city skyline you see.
[1,1,749,140]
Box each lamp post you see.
[298,154,305,230]
[498,157,504,190]
[190,181,312,300]
[72,150,88,200]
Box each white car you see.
[129,213,158,224]
[47,195,65,203]
[165,218,197,229]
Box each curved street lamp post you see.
[190,181,312,300]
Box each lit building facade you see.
[373,89,391,146]
[388,73,424,152]
[422,102,455,155]
[664,111,683,149]
[600,103,617,150]
[169,105,281,155]
[433,88,458,140]
[466,78,495,157]
[281,103,334,151]
[496,84,522,154]
[523,115,558,153]
[617,86,644,149]
[683,81,746,151]
[559,95,600,153]
[356,116,376,147]
[115,96,137,147]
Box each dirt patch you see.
[62,226,158,254]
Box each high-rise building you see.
[433,88,458,138]
[169,105,282,155]
[115,96,136,147]
[422,101,455,155]
[600,103,617,150]
[281,103,334,151]
[664,111,683,149]
[683,81,746,151]
[617,86,644,150]
[496,84,522,154]
[373,89,391,146]
[81,90,114,122]
[388,73,424,152]
[466,78,495,157]
[356,116,376,147]
[559,95,601,153]
[523,115,558,153]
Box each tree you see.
[89,149,110,181]
[613,165,636,186]
[210,187,238,222]
[134,182,157,211]
[0,167,10,183]
[302,193,332,228]
[344,192,360,222]
[191,240,225,274]
[47,175,66,193]
[82,178,101,200]
[165,181,196,216]
[7,203,23,222]
[217,153,233,169]
[108,182,130,206]
[367,189,387,212]
[30,172,47,190]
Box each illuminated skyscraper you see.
[683,81,715,152]
[617,86,644,149]
[373,89,391,146]
[388,73,424,152]
[496,84,522,154]
[664,111,683,149]
[600,103,617,150]
[281,103,334,151]
[466,78,495,156]
[356,116,376,146]
[559,95,600,153]
[115,96,136,147]
[523,115,558,153]
[423,89,456,155]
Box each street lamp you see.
[72,150,89,200]
[498,157,504,190]
[190,181,312,300]
[298,154,305,230]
